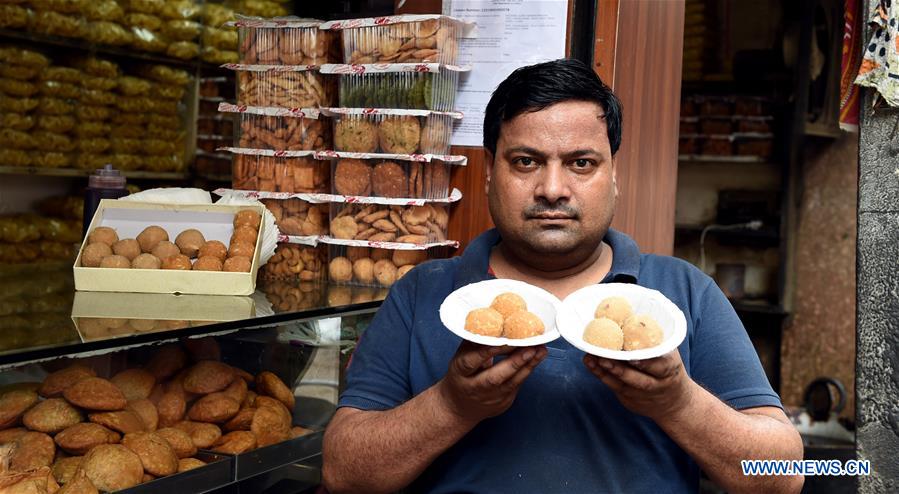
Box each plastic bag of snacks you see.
[0,149,32,167]
[201,46,239,64]
[130,27,167,53]
[0,65,40,81]
[140,64,191,86]
[84,0,124,22]
[0,113,34,131]
[75,57,120,78]
[161,0,201,20]
[39,66,82,83]
[29,11,87,38]
[86,21,133,46]
[0,95,38,113]
[0,5,29,29]
[167,41,200,60]
[0,78,38,97]
[0,47,50,68]
[123,0,164,15]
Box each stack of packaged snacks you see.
[159,0,204,60]
[27,0,89,39]
[200,2,239,64]
[678,95,775,161]
[0,47,50,168]
[1,1,30,29]
[197,77,236,179]
[33,62,83,169]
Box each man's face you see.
[486,100,617,258]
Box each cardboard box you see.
[74,200,265,296]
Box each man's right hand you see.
[437,341,547,424]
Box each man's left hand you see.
[583,351,696,422]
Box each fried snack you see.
[211,430,256,454]
[154,427,195,459]
[221,256,251,272]
[0,428,27,444]
[490,292,528,319]
[111,369,156,401]
[145,344,187,381]
[175,229,205,258]
[193,256,223,271]
[64,378,127,411]
[231,367,254,384]
[111,239,141,261]
[162,254,192,270]
[464,308,504,337]
[583,317,624,350]
[132,253,162,269]
[502,310,545,339]
[198,241,228,263]
[10,431,55,471]
[80,444,143,492]
[87,227,118,246]
[173,421,221,449]
[177,457,205,472]
[328,257,353,282]
[137,226,169,253]
[242,391,257,410]
[150,241,180,260]
[594,296,633,325]
[371,161,408,198]
[397,265,415,280]
[54,423,120,455]
[81,242,112,268]
[621,314,664,351]
[182,361,235,395]
[88,410,145,434]
[231,225,258,247]
[228,241,255,259]
[334,119,378,153]
[255,372,295,411]
[187,393,239,423]
[122,432,178,476]
[373,259,398,287]
[221,378,247,405]
[99,255,130,269]
[352,258,375,284]
[234,210,262,230]
[22,398,83,434]
[223,408,255,432]
[125,399,158,432]
[251,405,290,448]
[378,117,421,154]
[0,390,39,428]
[57,469,97,493]
[156,392,186,429]
[52,456,83,485]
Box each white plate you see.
[439,279,561,347]
[556,283,687,360]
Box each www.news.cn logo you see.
[741,459,871,476]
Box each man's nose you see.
[534,161,571,204]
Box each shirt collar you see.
[454,228,641,290]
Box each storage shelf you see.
[675,223,780,246]
[0,166,190,180]
[731,300,787,317]
[678,155,772,164]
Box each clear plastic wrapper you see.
[114,96,148,112]
[233,19,337,65]
[0,47,49,68]
[329,202,449,246]
[30,0,87,14]
[329,110,455,155]
[35,114,75,133]
[232,153,329,193]
[0,65,40,81]
[123,0,163,15]
[0,78,37,97]
[106,153,143,171]
[261,198,328,236]
[0,5,28,29]
[39,66,82,83]
[0,149,31,167]
[202,27,238,50]
[0,128,35,150]
[141,64,191,85]
[146,98,179,114]
[197,115,234,135]
[163,19,202,41]
[201,46,239,64]
[238,0,288,18]
[1,112,34,131]
[328,156,451,200]
[144,154,183,171]
[202,3,234,27]
[142,138,179,155]
[75,104,112,121]
[111,112,146,125]
[161,0,200,20]
[326,243,440,287]
[232,65,335,108]
[219,105,329,151]
[73,121,111,137]
[81,89,116,105]
[327,64,462,111]
[86,20,133,46]
[146,123,185,141]
[32,130,75,151]
[322,15,463,65]
[110,124,145,138]
[110,137,143,153]
[77,137,111,154]
[259,243,326,281]
[76,57,119,78]
[84,0,124,21]
[37,97,74,114]
[29,10,87,38]
[145,113,180,127]
[117,75,152,95]
[32,151,71,168]
[74,153,108,170]
[38,80,81,99]
[0,95,38,112]
[166,40,200,60]
[81,75,118,91]
[123,12,162,30]
[154,83,186,100]
[130,26,167,53]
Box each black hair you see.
[483,58,622,156]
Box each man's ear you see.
[484,149,494,195]
[611,157,618,199]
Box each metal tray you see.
[119,452,234,494]
[202,431,323,481]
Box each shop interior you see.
[0,0,863,492]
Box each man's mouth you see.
[531,214,574,220]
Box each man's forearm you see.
[322,382,477,494]
[657,382,804,493]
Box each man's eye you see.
[572,159,592,169]
[514,157,535,167]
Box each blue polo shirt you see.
[338,228,781,493]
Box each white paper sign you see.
[447,0,569,146]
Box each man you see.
[323,59,803,493]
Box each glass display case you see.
[0,262,384,493]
